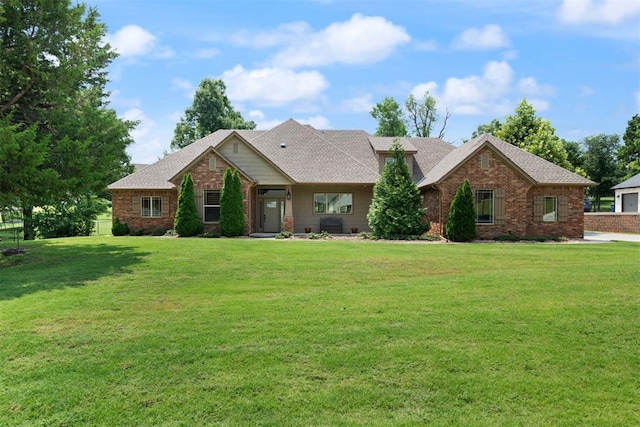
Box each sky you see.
[91,0,640,164]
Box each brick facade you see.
[422,147,587,239]
[112,151,256,235]
[584,213,640,233]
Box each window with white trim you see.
[314,193,353,214]
[141,197,162,217]
[204,190,221,223]
[543,196,557,222]
[475,189,494,224]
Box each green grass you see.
[1,237,639,425]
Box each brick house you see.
[108,119,594,238]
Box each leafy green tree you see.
[367,140,428,238]
[619,114,640,178]
[171,78,256,150]
[32,196,107,238]
[174,173,203,237]
[405,91,450,138]
[472,99,571,169]
[582,134,622,211]
[445,180,476,242]
[370,97,408,137]
[471,118,503,139]
[219,168,245,237]
[0,0,135,239]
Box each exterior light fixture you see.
[286,190,291,200]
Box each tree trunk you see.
[22,206,35,240]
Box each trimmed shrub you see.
[174,173,203,237]
[446,179,476,242]
[219,168,245,236]
[33,197,108,239]
[367,140,429,239]
[112,217,130,236]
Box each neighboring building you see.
[612,173,640,212]
[108,119,595,238]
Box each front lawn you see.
[1,237,638,425]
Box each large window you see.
[314,193,353,214]
[141,196,162,217]
[543,196,557,222]
[204,190,221,223]
[475,189,493,224]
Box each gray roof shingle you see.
[418,133,595,187]
[612,172,640,189]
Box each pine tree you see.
[446,179,476,242]
[219,168,245,236]
[174,173,203,236]
[367,140,428,238]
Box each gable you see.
[217,134,292,185]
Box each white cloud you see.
[298,115,331,129]
[411,61,515,115]
[527,99,550,112]
[171,78,195,99]
[106,25,157,58]
[452,24,510,50]
[558,0,640,25]
[414,39,439,51]
[193,48,219,59]
[121,109,171,164]
[342,94,374,113]
[269,14,411,68]
[517,77,556,97]
[221,65,329,106]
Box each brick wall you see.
[422,146,587,239]
[584,213,640,233]
[111,189,177,232]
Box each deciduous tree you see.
[405,91,450,138]
[171,79,255,150]
[582,134,622,211]
[367,140,428,238]
[370,97,407,137]
[619,114,640,178]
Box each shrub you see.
[174,173,203,237]
[219,168,245,236]
[112,218,130,236]
[199,231,220,238]
[275,231,293,239]
[151,228,167,236]
[446,179,476,242]
[32,197,108,239]
[367,140,429,239]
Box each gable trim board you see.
[108,120,594,238]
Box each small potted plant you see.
[351,227,358,234]
[304,227,312,233]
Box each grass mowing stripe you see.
[1,237,639,425]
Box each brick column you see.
[283,186,294,232]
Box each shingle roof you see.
[109,123,594,191]
[418,133,595,187]
[612,173,640,189]
[368,137,417,153]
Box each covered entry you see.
[257,188,286,232]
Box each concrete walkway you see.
[584,231,640,242]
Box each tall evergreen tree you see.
[446,180,476,242]
[0,0,135,239]
[219,168,245,237]
[367,140,428,238]
[174,173,203,237]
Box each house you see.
[611,173,640,212]
[108,119,595,239]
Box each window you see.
[314,193,353,214]
[475,189,493,224]
[543,196,557,222]
[141,197,162,217]
[204,190,221,222]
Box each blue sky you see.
[92,0,640,164]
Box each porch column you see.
[283,186,295,232]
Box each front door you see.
[263,199,282,232]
